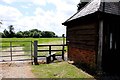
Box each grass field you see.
[1,38,64,48]
[1,38,64,44]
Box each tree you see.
[1,26,58,38]
[29,29,40,32]
[3,29,9,38]
[29,29,41,37]
[33,31,41,38]
[23,31,30,37]
[41,31,56,38]
[0,22,2,24]
[8,25,15,37]
[16,31,23,38]
[0,32,3,37]
[0,21,2,27]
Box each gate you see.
[0,41,33,62]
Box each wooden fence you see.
[0,41,33,62]
[34,40,67,65]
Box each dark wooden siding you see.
[67,20,98,50]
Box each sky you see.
[0,0,80,36]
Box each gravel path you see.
[0,47,35,79]
[0,62,35,78]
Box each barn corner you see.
[62,0,120,78]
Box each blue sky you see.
[0,0,79,36]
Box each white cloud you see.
[2,0,16,4]
[0,0,80,36]
[0,5,22,20]
[32,0,79,35]
[32,0,48,6]
[0,5,23,32]
[1,0,48,5]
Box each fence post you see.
[10,41,12,61]
[34,40,39,65]
[49,45,51,61]
[31,41,33,62]
[62,45,65,60]
[62,34,65,60]
[62,34,65,44]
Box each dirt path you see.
[0,47,36,79]
[0,62,35,78]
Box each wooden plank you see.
[55,55,62,56]
[68,24,96,31]
[2,41,32,42]
[67,40,96,46]
[2,46,22,48]
[2,50,31,52]
[37,44,66,47]
[68,35,96,41]
[86,41,97,46]
[0,55,11,57]
[69,43,96,50]
[12,59,32,61]
[37,50,66,52]
[1,54,31,57]
[76,30,96,35]
[68,30,96,35]
[37,56,46,57]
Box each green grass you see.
[1,38,64,46]
[32,61,93,78]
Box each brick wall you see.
[68,47,96,69]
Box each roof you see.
[99,2,120,15]
[63,0,120,23]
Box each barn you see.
[62,0,120,76]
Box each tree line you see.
[0,25,58,38]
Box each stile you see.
[35,43,67,64]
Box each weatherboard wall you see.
[67,18,98,70]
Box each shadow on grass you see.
[72,62,120,80]
[72,63,96,75]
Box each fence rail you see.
[34,41,67,64]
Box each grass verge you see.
[32,61,93,78]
